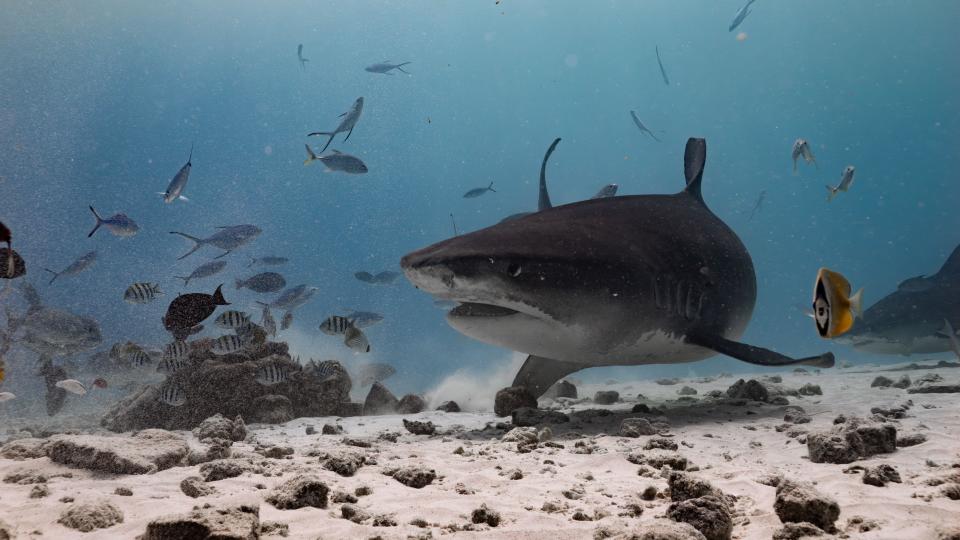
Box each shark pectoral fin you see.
[686,332,835,369]
[512,355,584,399]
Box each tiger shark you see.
[401,138,834,397]
[835,244,960,356]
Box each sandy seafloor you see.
[0,363,958,539]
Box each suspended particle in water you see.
[565,54,579,68]
[736,32,748,42]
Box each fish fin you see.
[397,66,411,74]
[792,159,798,174]
[169,232,203,260]
[174,276,190,285]
[682,138,707,203]
[511,355,584,401]
[304,144,317,165]
[331,149,343,154]
[187,142,194,164]
[43,268,60,284]
[247,257,256,268]
[215,250,231,259]
[825,185,836,202]
[934,244,960,279]
[686,331,835,368]
[538,138,560,211]
[212,284,229,305]
[87,206,103,238]
[320,134,335,153]
[344,126,354,142]
[307,131,333,136]
[338,112,347,118]
[849,288,864,319]
[487,181,496,193]
[649,130,661,142]
[178,195,190,202]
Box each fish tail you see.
[396,62,411,74]
[825,185,836,202]
[487,181,496,193]
[187,142,194,164]
[174,276,190,286]
[170,231,203,260]
[849,288,864,319]
[43,268,60,284]
[304,144,317,166]
[87,206,103,238]
[153,284,163,295]
[212,284,229,305]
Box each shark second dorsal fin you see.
[683,137,706,204]
[538,138,561,212]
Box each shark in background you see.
[835,244,960,356]
[402,138,833,398]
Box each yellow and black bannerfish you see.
[813,267,863,338]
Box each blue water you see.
[1,1,958,396]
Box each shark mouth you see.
[449,302,519,318]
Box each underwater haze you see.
[1,0,959,403]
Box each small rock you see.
[641,486,658,500]
[630,452,688,471]
[193,413,247,442]
[331,490,358,504]
[668,472,725,502]
[58,501,124,532]
[594,390,620,404]
[645,437,679,451]
[30,483,49,498]
[494,386,537,417]
[471,504,501,527]
[544,379,578,399]
[113,486,133,496]
[200,458,253,482]
[341,503,370,523]
[305,425,316,435]
[632,519,708,539]
[266,475,329,509]
[260,520,289,537]
[897,433,928,447]
[774,479,840,531]
[364,382,400,415]
[806,418,897,464]
[784,408,812,424]
[656,378,681,385]
[677,386,698,396]
[0,438,49,460]
[180,476,216,498]
[322,452,365,477]
[667,495,732,540]
[512,407,570,427]
[632,403,652,413]
[769,396,790,406]
[397,394,427,414]
[255,445,294,459]
[871,376,894,388]
[772,522,826,540]
[726,379,769,402]
[798,383,822,396]
[915,373,944,385]
[620,417,658,437]
[862,464,901,487]
[892,375,912,389]
[393,466,436,488]
[355,485,372,496]
[502,427,538,445]
[321,423,342,435]
[403,419,436,435]
[372,514,398,527]
[141,505,259,539]
[941,483,960,500]
[436,400,461,413]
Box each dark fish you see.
[235,272,286,293]
[373,271,400,284]
[354,271,375,283]
[162,284,230,340]
[748,190,766,221]
[729,0,757,32]
[655,46,669,86]
[629,111,661,142]
[248,256,288,268]
[0,248,26,280]
[176,260,227,286]
[0,221,9,245]
[38,358,67,416]
[463,182,496,198]
[87,206,139,238]
[297,44,309,70]
[162,144,193,203]
[280,311,293,330]
[44,251,97,284]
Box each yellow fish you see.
[813,268,863,338]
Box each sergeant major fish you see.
[124,282,163,304]
[215,310,250,329]
[87,206,139,238]
[210,334,251,355]
[256,360,294,385]
[344,326,370,353]
[158,383,186,406]
[320,315,353,335]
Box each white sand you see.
[0,365,958,539]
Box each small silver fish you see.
[261,306,277,337]
[210,334,249,355]
[344,326,370,353]
[176,260,228,286]
[463,182,496,198]
[248,256,289,268]
[215,310,250,329]
[307,97,364,153]
[826,166,856,202]
[304,147,369,174]
[591,184,619,199]
[88,206,139,238]
[255,360,293,386]
[365,61,411,74]
[281,311,293,330]
[345,310,383,328]
[791,138,817,173]
[55,379,87,395]
[320,315,353,335]
[124,282,163,304]
[235,272,286,293]
[158,383,186,406]
[44,251,97,284]
[162,145,193,204]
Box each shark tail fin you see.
[683,138,707,203]
[170,231,203,260]
[87,206,103,238]
[849,288,864,319]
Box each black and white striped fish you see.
[261,306,277,337]
[123,282,163,304]
[158,383,186,407]
[211,334,250,355]
[128,348,152,368]
[157,357,189,374]
[215,310,250,329]
[344,326,370,353]
[255,360,293,385]
[163,340,191,361]
[281,311,293,330]
[320,315,353,335]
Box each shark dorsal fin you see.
[538,138,561,211]
[935,244,960,279]
[683,137,706,204]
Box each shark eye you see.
[507,263,522,277]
